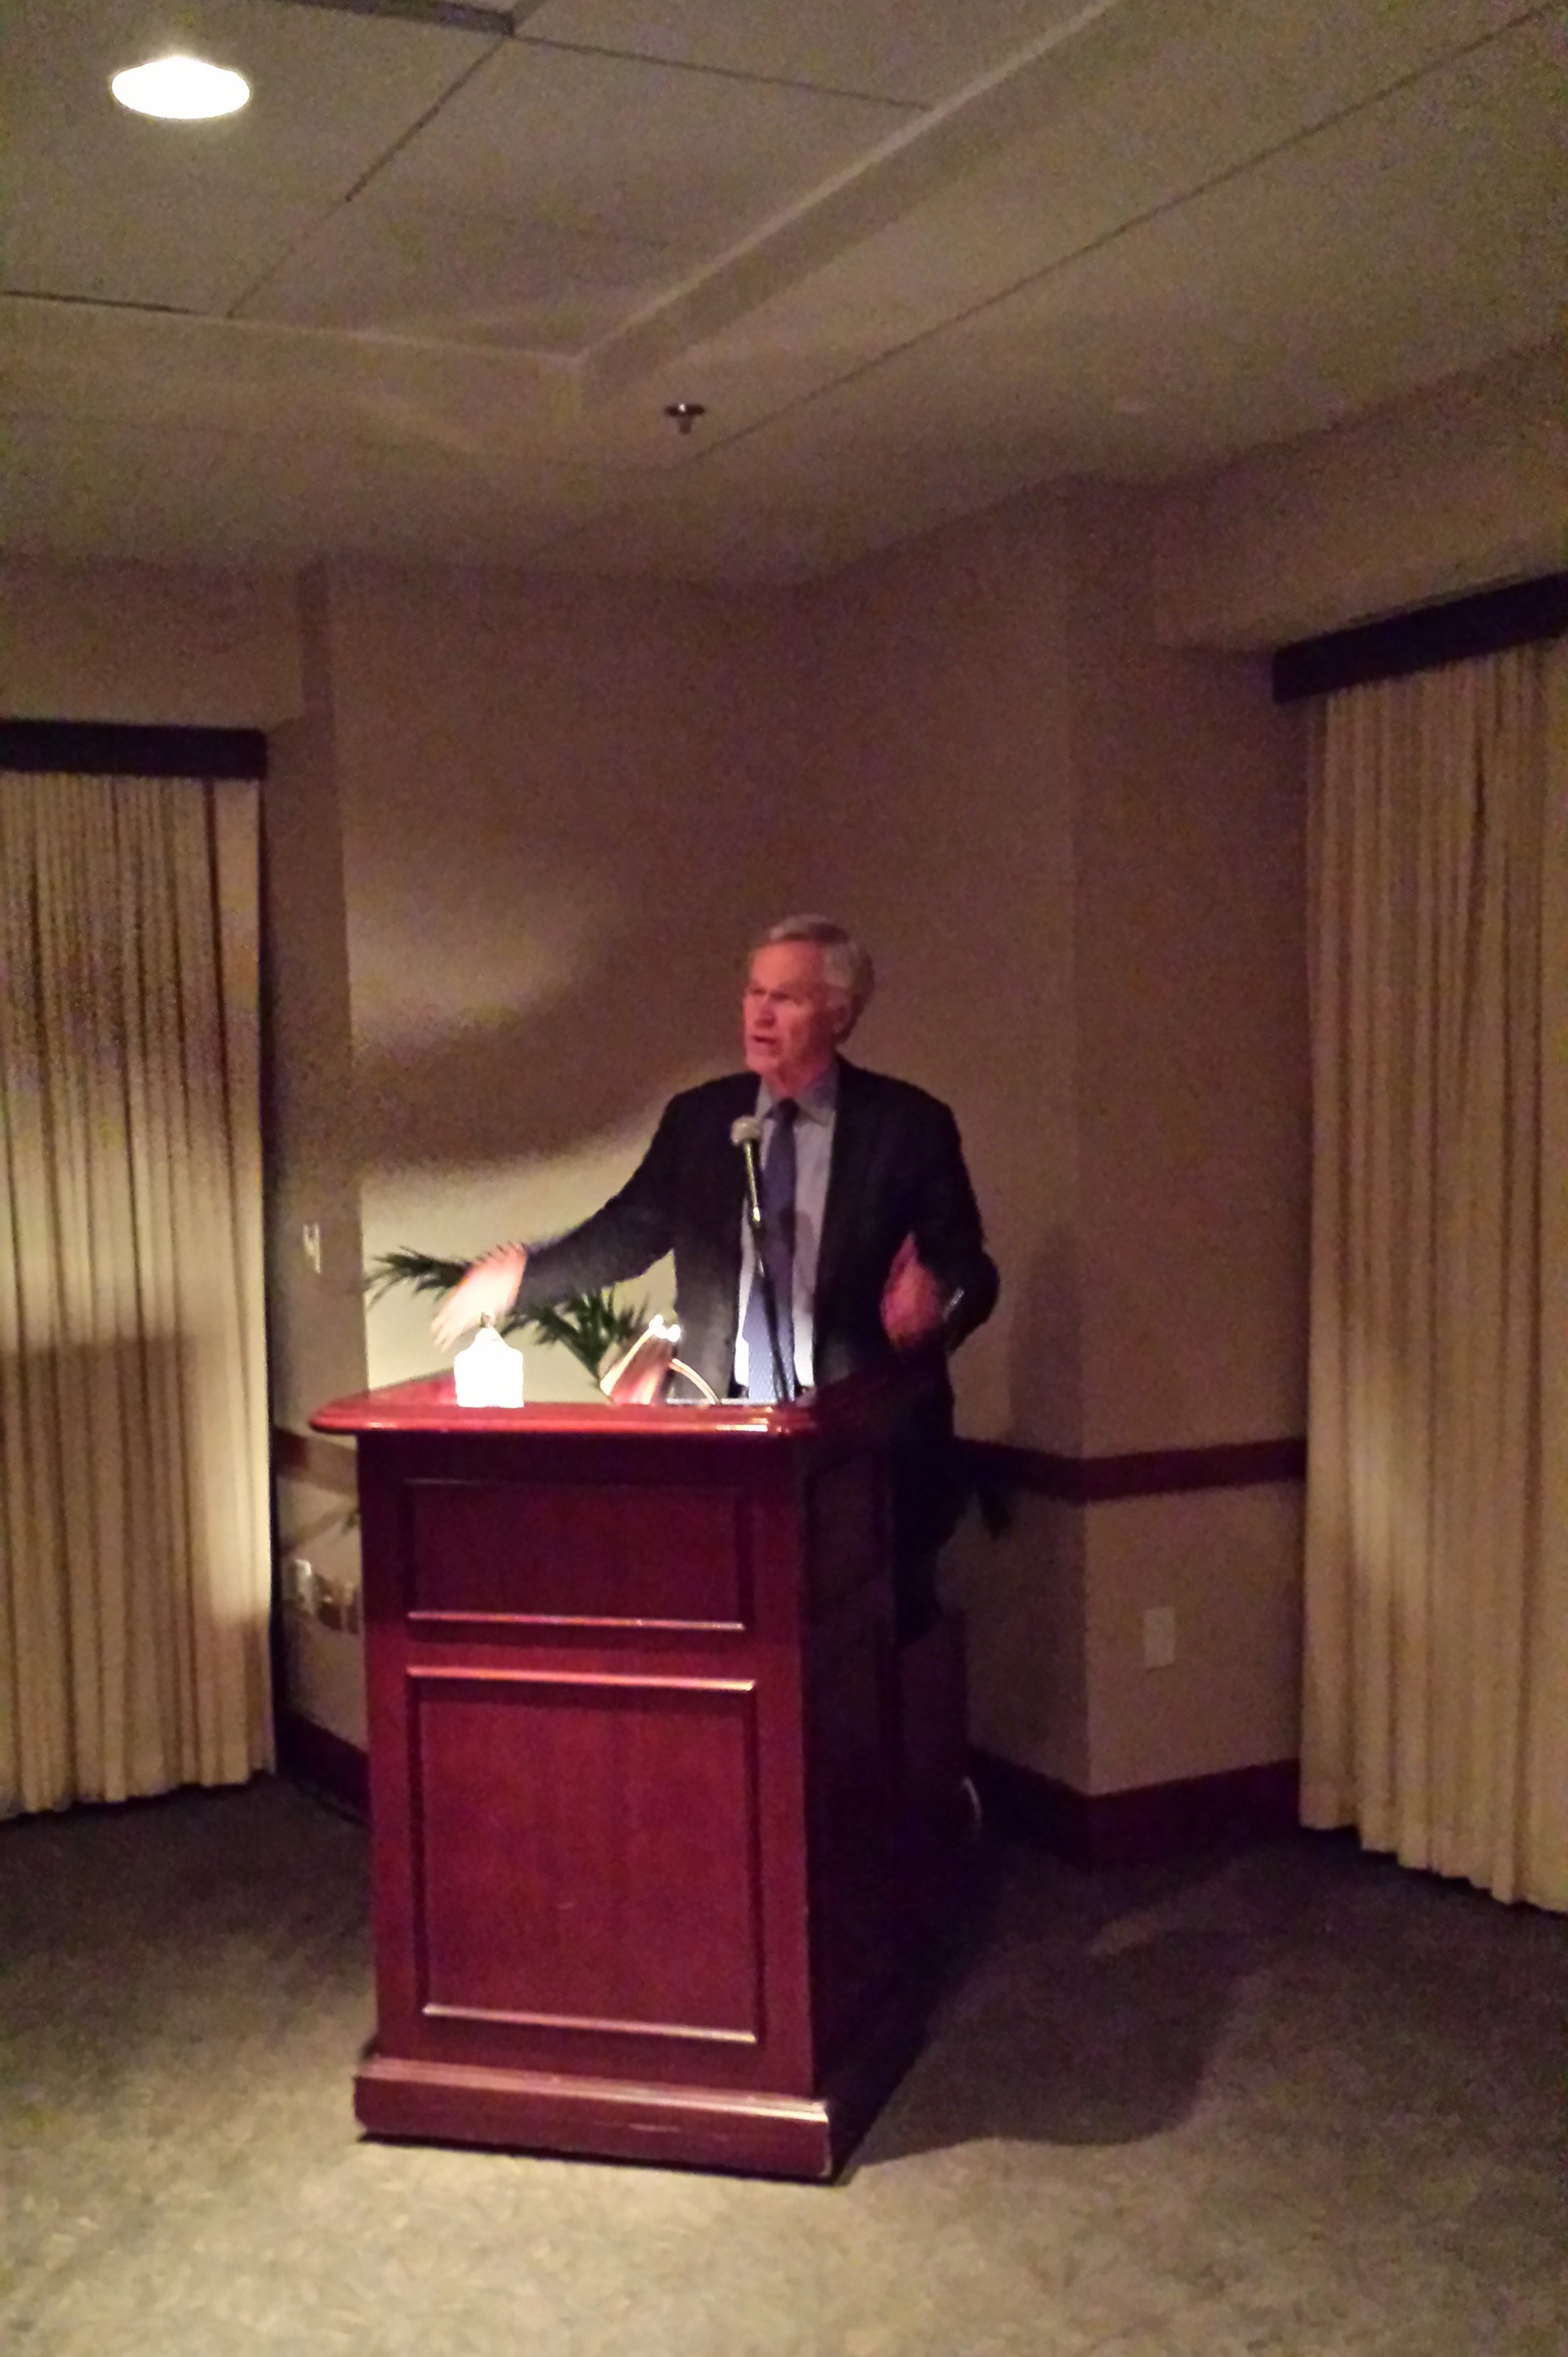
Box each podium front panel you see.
[411,1669,763,2042]
[406,1479,750,1628]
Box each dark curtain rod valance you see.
[0,719,267,779]
[1273,572,1568,703]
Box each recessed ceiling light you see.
[111,54,251,120]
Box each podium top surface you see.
[309,1364,931,1442]
[310,1372,811,1441]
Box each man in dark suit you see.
[433,916,998,1630]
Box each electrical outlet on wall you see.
[1142,1605,1178,1670]
[317,1577,362,1633]
[282,1554,361,1630]
[282,1556,317,1613]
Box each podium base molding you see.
[355,1995,924,2183]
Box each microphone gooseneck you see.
[731,1110,792,1401]
[731,1114,765,1235]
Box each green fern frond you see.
[365,1247,646,1380]
[529,1291,647,1378]
[364,1247,471,1305]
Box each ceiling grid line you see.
[508,36,932,111]
[270,1,522,36]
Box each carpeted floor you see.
[1,1778,1563,2356]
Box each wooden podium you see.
[311,1367,968,2180]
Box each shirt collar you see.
[758,1060,838,1127]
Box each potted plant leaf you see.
[365,1248,647,1384]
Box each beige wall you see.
[255,557,825,1729]
[0,556,303,725]
[263,571,366,1434]
[947,1480,1305,1795]
[1068,486,1309,1456]
[259,484,1309,1777]
[15,354,1534,1792]
[1082,1485,1304,1794]
[316,558,814,1393]
[1068,486,1308,1791]
[1155,339,1567,649]
[806,487,1081,1453]
[261,571,367,1748]
[947,1497,1089,1791]
[0,500,1315,1793]
[807,480,1307,1795]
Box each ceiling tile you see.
[586,0,1557,392]
[0,412,605,565]
[0,296,577,461]
[539,14,1568,577]
[892,10,1568,466]
[363,38,912,257]
[515,0,1091,105]
[238,194,673,351]
[0,0,492,311]
[1,0,1558,578]
[4,153,326,319]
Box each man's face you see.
[742,941,845,1095]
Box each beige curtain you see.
[1301,638,1568,1911]
[0,770,273,1815]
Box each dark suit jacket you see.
[516,1058,998,1407]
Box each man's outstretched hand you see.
[431,1244,528,1352]
[880,1233,946,1351]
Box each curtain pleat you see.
[1301,641,1567,1910]
[0,771,272,1815]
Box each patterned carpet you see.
[2,1779,1563,2356]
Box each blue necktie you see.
[742,1101,797,1400]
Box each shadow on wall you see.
[351,922,750,1176]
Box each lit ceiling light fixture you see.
[111,54,251,120]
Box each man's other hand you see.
[431,1245,527,1351]
[880,1233,945,1351]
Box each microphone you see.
[731,1112,791,1400]
[731,1114,765,1235]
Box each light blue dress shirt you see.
[733,1062,838,1395]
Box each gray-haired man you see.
[434,916,998,1632]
